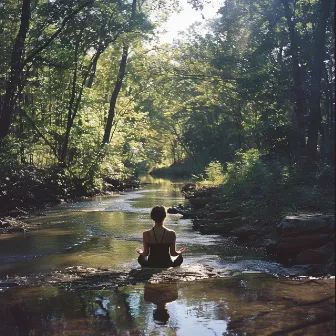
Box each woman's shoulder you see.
[164,227,176,235]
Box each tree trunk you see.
[281,0,306,150]
[307,0,333,161]
[102,44,129,144]
[86,49,101,88]
[0,0,30,140]
[170,124,199,165]
[102,0,137,145]
[60,30,82,163]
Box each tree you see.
[307,0,333,161]
[0,0,95,141]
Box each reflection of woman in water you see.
[136,205,187,268]
[144,282,178,325]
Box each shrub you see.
[218,148,334,221]
[226,149,262,184]
[205,161,225,185]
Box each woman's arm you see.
[136,231,150,256]
[170,232,187,256]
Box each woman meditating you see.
[136,205,187,268]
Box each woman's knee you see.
[173,254,183,267]
[138,255,149,267]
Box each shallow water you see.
[0,274,334,335]
[0,176,334,335]
[0,176,303,277]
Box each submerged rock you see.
[167,207,180,214]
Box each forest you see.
[0,0,334,216]
[0,2,335,333]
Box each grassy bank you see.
[190,150,334,223]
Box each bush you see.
[226,149,262,184]
[211,149,334,222]
[204,161,225,185]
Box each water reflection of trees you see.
[0,275,333,335]
[0,286,144,335]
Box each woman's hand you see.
[177,247,187,254]
[136,248,143,255]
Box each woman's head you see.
[153,308,170,325]
[150,205,167,223]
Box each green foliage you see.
[150,160,203,178]
[204,161,225,185]
[0,0,334,201]
[219,151,334,221]
[226,149,262,184]
[191,173,205,182]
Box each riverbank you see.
[0,164,140,235]
[174,183,335,276]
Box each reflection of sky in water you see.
[125,284,228,335]
[169,303,228,335]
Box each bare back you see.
[145,226,176,245]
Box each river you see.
[0,176,334,335]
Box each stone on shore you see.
[180,183,335,276]
[270,214,335,275]
[195,217,244,235]
[188,197,208,209]
[215,210,239,219]
[276,233,331,255]
[0,220,10,228]
[276,214,334,237]
[1,265,233,290]
[229,224,261,241]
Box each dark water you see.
[0,275,334,335]
[0,176,334,335]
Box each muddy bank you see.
[170,184,335,276]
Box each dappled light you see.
[0,0,334,334]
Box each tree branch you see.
[20,108,62,162]
[23,0,95,67]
